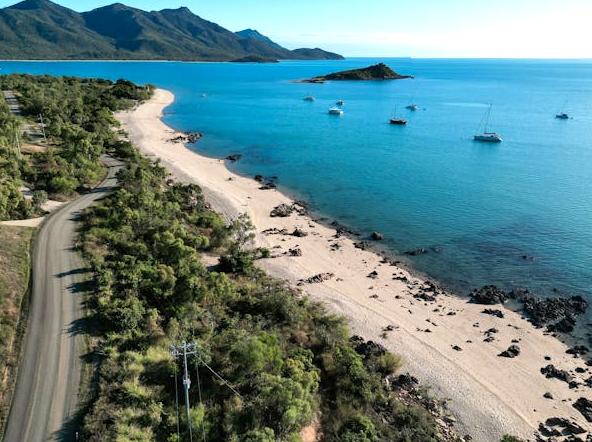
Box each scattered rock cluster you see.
[169,131,202,144]
[269,202,307,218]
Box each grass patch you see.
[0,225,34,437]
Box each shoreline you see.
[116,89,592,441]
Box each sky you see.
[3,0,592,58]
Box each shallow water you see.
[2,58,591,300]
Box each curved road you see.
[4,158,121,442]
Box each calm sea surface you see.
[3,58,591,300]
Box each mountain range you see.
[0,0,344,61]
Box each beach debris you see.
[225,154,242,162]
[470,285,508,305]
[498,344,521,358]
[482,308,505,318]
[540,364,572,383]
[370,231,384,241]
[573,397,592,422]
[404,247,429,256]
[302,273,334,284]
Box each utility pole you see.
[171,342,198,442]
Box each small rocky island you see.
[302,63,413,83]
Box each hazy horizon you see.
[1,0,591,59]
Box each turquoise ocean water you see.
[2,58,591,301]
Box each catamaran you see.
[328,107,344,115]
[474,104,502,143]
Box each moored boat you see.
[556,112,569,120]
[389,106,407,125]
[303,96,315,102]
[328,107,344,115]
[336,99,345,106]
[474,132,502,143]
[474,104,502,143]
[406,104,419,111]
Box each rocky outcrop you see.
[269,202,307,218]
[510,291,588,333]
[573,397,592,423]
[540,364,572,383]
[302,273,334,284]
[169,131,202,144]
[470,285,508,305]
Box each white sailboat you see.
[474,104,502,143]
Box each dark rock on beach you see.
[470,285,508,305]
[517,293,587,332]
[540,364,572,383]
[498,345,521,358]
[542,417,586,436]
[371,231,384,241]
[270,203,294,217]
[482,308,505,318]
[169,131,202,144]
[573,397,592,423]
[303,273,334,284]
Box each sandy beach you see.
[116,89,592,442]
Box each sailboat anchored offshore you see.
[474,104,502,143]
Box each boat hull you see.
[390,119,407,125]
[474,134,502,143]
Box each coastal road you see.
[3,157,121,442]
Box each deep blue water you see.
[2,58,591,300]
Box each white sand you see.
[116,89,592,441]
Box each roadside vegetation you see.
[0,74,152,220]
[0,225,33,436]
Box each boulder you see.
[498,345,521,358]
[573,397,592,423]
[470,285,507,305]
[371,231,384,241]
